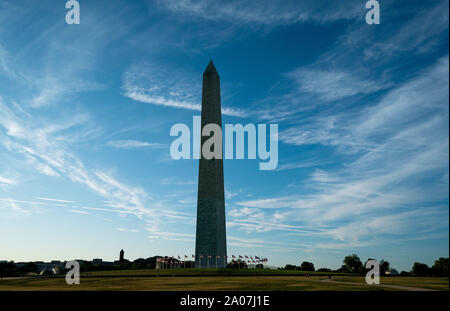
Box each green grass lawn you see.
[1,274,447,291]
[333,276,449,291]
[80,268,345,277]
[0,275,385,291]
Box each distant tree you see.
[0,262,17,278]
[132,258,148,269]
[389,268,399,276]
[431,257,449,277]
[343,254,363,273]
[379,260,390,276]
[16,262,38,275]
[300,261,315,271]
[400,271,410,276]
[25,262,38,273]
[317,268,331,273]
[146,257,157,269]
[335,265,349,273]
[284,264,297,270]
[412,262,430,277]
[79,261,93,272]
[117,259,131,270]
[363,258,375,273]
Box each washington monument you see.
[195,60,227,268]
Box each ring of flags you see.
[157,255,268,265]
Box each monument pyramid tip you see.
[204,60,218,74]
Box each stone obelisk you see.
[195,60,227,268]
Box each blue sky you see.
[0,0,448,272]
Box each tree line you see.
[283,254,449,277]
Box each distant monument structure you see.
[195,61,227,268]
[119,249,124,261]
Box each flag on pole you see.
[232,255,236,259]
[245,255,249,259]
[192,254,195,258]
[239,255,243,259]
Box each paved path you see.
[319,278,439,291]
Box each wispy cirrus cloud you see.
[0,175,17,185]
[234,57,449,247]
[286,69,392,101]
[122,63,246,117]
[106,140,163,149]
[254,1,449,124]
[237,197,296,209]
[281,56,449,150]
[36,197,75,203]
[157,0,362,25]
[0,100,154,220]
[118,228,139,233]
[146,225,195,241]
[364,0,449,59]
[68,209,91,215]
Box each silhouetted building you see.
[119,249,124,261]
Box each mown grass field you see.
[0,272,448,291]
[80,268,345,277]
[333,276,449,291]
[0,275,384,291]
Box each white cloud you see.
[287,69,391,101]
[0,101,155,220]
[281,56,449,150]
[0,175,17,185]
[68,209,91,215]
[310,169,338,183]
[118,228,139,233]
[37,197,75,203]
[319,208,449,243]
[146,226,194,241]
[122,63,246,117]
[157,0,362,25]
[237,57,449,244]
[237,197,297,209]
[364,0,449,58]
[227,236,311,251]
[106,140,162,149]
